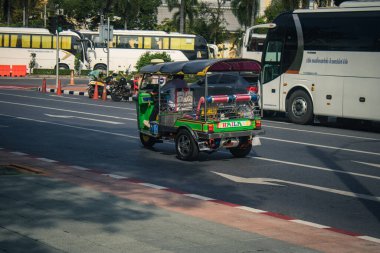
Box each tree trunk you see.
[179,0,185,33]
[7,0,11,25]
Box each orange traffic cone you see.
[57,80,62,96]
[93,83,98,100]
[41,78,46,93]
[102,84,107,101]
[69,70,75,85]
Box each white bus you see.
[0,27,89,72]
[260,4,380,124]
[80,30,210,72]
[241,23,274,62]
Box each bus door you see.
[261,40,283,111]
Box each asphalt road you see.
[0,88,379,240]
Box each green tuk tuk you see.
[135,58,263,161]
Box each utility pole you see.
[107,17,110,76]
[56,30,59,89]
[179,0,185,33]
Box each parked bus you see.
[80,30,209,72]
[260,4,380,124]
[0,27,89,72]
[241,23,274,62]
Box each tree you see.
[135,52,172,72]
[1,0,41,27]
[190,1,227,45]
[166,0,198,33]
[231,0,259,29]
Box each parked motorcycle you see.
[109,77,134,102]
[87,70,112,98]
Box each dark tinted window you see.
[299,11,380,52]
[219,74,237,84]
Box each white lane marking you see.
[262,120,292,125]
[0,113,139,139]
[235,206,267,213]
[213,171,380,202]
[45,114,124,125]
[102,174,128,179]
[36,157,57,163]
[263,124,379,141]
[3,112,379,183]
[290,219,330,229]
[184,194,215,201]
[352,160,380,168]
[261,136,380,156]
[357,236,380,244]
[49,95,79,100]
[0,92,135,110]
[0,101,136,121]
[249,156,380,181]
[70,165,90,171]
[11,152,28,156]
[139,183,168,190]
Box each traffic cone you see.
[69,70,75,85]
[41,78,46,93]
[102,84,107,101]
[93,83,98,100]
[57,80,62,96]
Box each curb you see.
[37,87,133,101]
[1,146,379,245]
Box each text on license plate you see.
[217,121,251,128]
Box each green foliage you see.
[74,54,81,74]
[263,0,287,22]
[29,53,36,73]
[135,52,172,72]
[189,1,228,45]
[32,68,72,75]
[31,68,91,76]
[231,0,259,29]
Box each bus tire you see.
[175,129,199,161]
[54,63,69,70]
[287,90,313,124]
[94,64,107,71]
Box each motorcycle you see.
[109,77,134,102]
[87,70,112,99]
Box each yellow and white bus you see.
[260,4,380,124]
[0,27,89,71]
[80,30,210,72]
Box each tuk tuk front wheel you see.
[140,133,155,147]
[175,129,199,161]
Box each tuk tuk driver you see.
[143,74,188,128]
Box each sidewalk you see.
[38,83,89,96]
[0,149,379,253]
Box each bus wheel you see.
[94,64,107,71]
[54,64,69,70]
[287,90,313,124]
[140,133,155,147]
[175,129,199,161]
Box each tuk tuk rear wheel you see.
[229,145,252,158]
[229,137,252,158]
[175,129,199,161]
[140,133,155,147]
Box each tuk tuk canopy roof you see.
[139,58,261,76]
